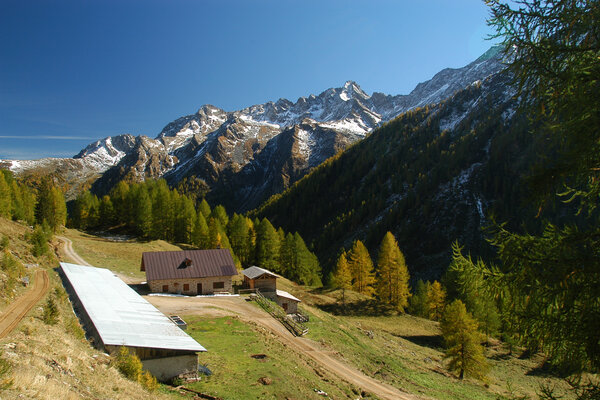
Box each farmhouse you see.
[141,249,238,295]
[241,266,301,314]
[59,262,206,382]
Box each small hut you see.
[241,266,301,314]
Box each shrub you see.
[140,370,158,391]
[28,223,52,257]
[0,235,8,250]
[66,316,85,340]
[113,346,143,381]
[42,296,59,325]
[0,352,13,390]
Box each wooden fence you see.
[252,290,308,336]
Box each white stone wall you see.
[142,354,198,382]
[148,276,233,295]
[275,296,299,314]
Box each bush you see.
[1,252,25,298]
[28,223,52,257]
[42,296,59,325]
[140,370,158,391]
[66,316,85,340]
[0,235,8,250]
[0,352,13,390]
[113,346,143,381]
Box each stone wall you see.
[148,276,233,295]
[275,296,299,314]
[141,354,198,382]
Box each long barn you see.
[59,262,206,381]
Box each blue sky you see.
[0,0,497,160]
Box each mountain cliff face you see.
[1,47,506,212]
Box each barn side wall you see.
[148,276,233,295]
[142,354,198,382]
[275,296,299,314]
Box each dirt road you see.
[0,269,49,339]
[147,295,421,400]
[56,235,91,266]
[56,235,139,284]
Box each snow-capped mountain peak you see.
[2,46,507,212]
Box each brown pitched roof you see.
[142,249,238,281]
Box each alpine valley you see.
[1,47,505,215]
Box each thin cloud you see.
[0,135,96,140]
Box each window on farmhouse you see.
[183,284,189,291]
[213,282,225,289]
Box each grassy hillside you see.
[0,218,177,399]
[271,280,579,400]
[62,228,181,280]
[183,315,356,399]
[2,226,581,399]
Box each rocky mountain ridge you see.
[1,46,506,211]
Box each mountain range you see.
[1,47,505,212]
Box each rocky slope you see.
[1,47,506,211]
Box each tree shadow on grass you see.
[395,334,444,350]
[316,300,397,317]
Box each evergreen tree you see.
[46,186,66,233]
[198,198,211,219]
[109,180,130,222]
[426,280,446,321]
[191,211,209,249]
[0,173,11,218]
[440,300,488,381]
[279,232,294,275]
[134,187,152,238]
[290,233,321,286]
[98,195,115,229]
[18,184,35,225]
[347,240,375,296]
[207,218,222,249]
[210,205,229,228]
[475,0,600,375]
[448,243,500,339]
[245,217,257,266]
[333,251,352,304]
[174,195,196,244]
[255,218,281,272]
[375,232,410,312]
[228,214,251,266]
[72,191,98,229]
[150,180,173,240]
[408,279,430,318]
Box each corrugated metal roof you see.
[142,249,238,282]
[60,262,206,352]
[276,289,301,303]
[241,266,279,280]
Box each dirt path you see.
[56,235,91,266]
[0,269,49,339]
[56,235,138,284]
[147,295,421,400]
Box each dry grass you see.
[61,228,181,281]
[0,221,178,399]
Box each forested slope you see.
[252,72,554,279]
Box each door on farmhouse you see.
[282,303,288,312]
[197,283,202,295]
